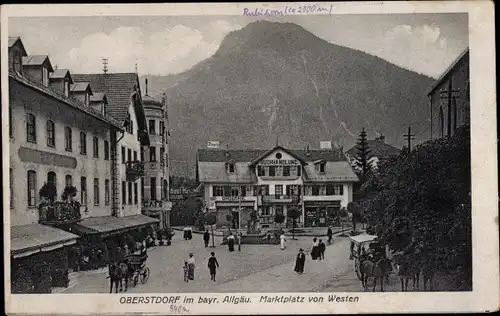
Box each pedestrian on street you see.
[327,226,333,244]
[318,239,326,260]
[280,233,287,250]
[311,238,319,260]
[187,253,196,280]
[207,252,220,282]
[294,248,306,274]
[183,262,189,283]
[227,233,235,252]
[203,230,210,247]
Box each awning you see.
[11,224,80,258]
[72,214,159,237]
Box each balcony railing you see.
[38,201,82,225]
[126,161,145,181]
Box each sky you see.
[8,14,468,78]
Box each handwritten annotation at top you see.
[243,5,333,17]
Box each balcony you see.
[38,201,82,225]
[126,161,145,181]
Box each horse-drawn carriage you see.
[349,234,380,280]
[124,253,150,286]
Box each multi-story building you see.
[428,48,470,139]
[140,79,172,229]
[8,37,158,293]
[196,143,359,229]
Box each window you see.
[65,175,72,188]
[42,67,49,86]
[162,179,168,200]
[140,147,144,162]
[275,205,284,215]
[257,166,264,176]
[26,113,36,143]
[128,182,133,205]
[46,120,55,147]
[319,185,326,195]
[13,50,22,73]
[80,177,87,204]
[334,184,344,195]
[133,150,137,162]
[228,163,235,173]
[104,179,110,205]
[141,179,145,201]
[312,185,320,196]
[230,187,239,196]
[160,148,165,165]
[27,170,37,207]
[10,168,13,208]
[150,146,156,162]
[84,92,89,106]
[276,166,283,176]
[149,120,156,135]
[130,120,134,135]
[93,178,99,205]
[268,166,276,177]
[283,166,290,176]
[104,141,109,160]
[150,177,157,200]
[93,137,99,157]
[160,121,165,137]
[261,206,270,216]
[213,186,224,197]
[9,107,13,138]
[275,185,283,196]
[47,172,57,197]
[121,146,126,163]
[80,132,87,155]
[245,186,253,196]
[127,148,132,162]
[297,166,302,177]
[122,181,126,204]
[134,183,138,204]
[65,127,72,151]
[261,185,269,195]
[319,163,326,173]
[326,184,335,195]
[161,177,165,200]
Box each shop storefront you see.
[142,200,172,229]
[304,201,341,227]
[215,200,255,229]
[10,224,79,293]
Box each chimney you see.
[379,134,385,142]
[306,145,310,157]
[145,78,149,95]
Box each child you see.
[207,252,220,282]
[183,261,189,282]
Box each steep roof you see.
[22,55,54,72]
[8,36,28,56]
[90,92,107,103]
[72,73,141,122]
[198,148,347,163]
[50,69,73,83]
[70,82,93,94]
[346,139,401,160]
[249,146,308,166]
[428,48,469,96]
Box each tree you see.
[287,207,301,240]
[39,182,57,202]
[205,212,217,248]
[197,212,205,231]
[355,127,373,182]
[347,202,361,231]
[274,213,286,229]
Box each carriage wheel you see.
[140,267,150,284]
[355,260,363,281]
[133,273,139,286]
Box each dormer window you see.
[13,51,22,73]
[84,92,89,106]
[319,162,326,173]
[229,163,235,173]
[64,81,70,97]
[42,67,49,86]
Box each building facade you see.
[140,79,172,228]
[8,37,158,293]
[196,144,359,229]
[428,48,470,139]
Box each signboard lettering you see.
[221,196,243,201]
[259,159,298,166]
[143,200,163,208]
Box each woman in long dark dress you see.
[311,238,319,260]
[294,249,306,274]
[227,234,235,252]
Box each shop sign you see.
[304,201,341,207]
[221,196,243,201]
[259,159,299,166]
[143,200,164,209]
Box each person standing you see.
[280,233,287,250]
[203,230,210,248]
[294,248,306,274]
[327,227,333,244]
[318,239,326,260]
[227,233,235,252]
[183,262,189,283]
[187,253,196,280]
[311,238,319,260]
[207,252,220,282]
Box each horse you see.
[396,255,421,291]
[107,261,128,293]
[360,258,390,292]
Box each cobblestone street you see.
[59,233,361,293]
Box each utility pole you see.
[403,126,416,153]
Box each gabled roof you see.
[22,55,54,72]
[70,82,93,94]
[428,48,469,96]
[143,94,163,107]
[90,92,108,103]
[72,73,144,123]
[346,139,400,160]
[50,69,73,84]
[8,36,27,56]
[249,146,308,167]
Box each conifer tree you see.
[355,127,373,182]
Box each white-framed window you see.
[149,120,156,135]
[104,179,110,205]
[65,127,72,151]
[228,163,235,173]
[213,186,224,197]
[26,113,36,143]
[27,170,37,207]
[93,137,99,158]
[93,178,100,205]
[275,185,283,196]
[245,186,253,196]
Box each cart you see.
[349,234,379,280]
[123,253,150,286]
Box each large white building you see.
[196,143,359,229]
